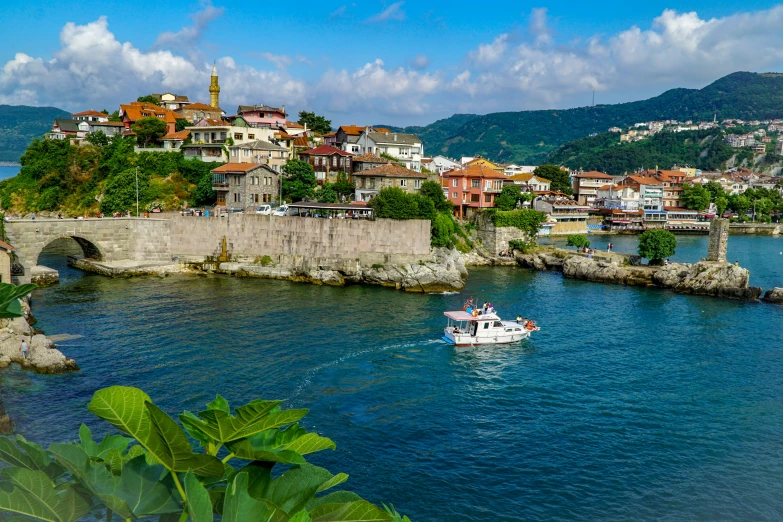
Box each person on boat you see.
[516,316,523,323]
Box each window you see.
[248,134,255,140]
[231,148,237,156]
[452,179,458,187]
[194,133,201,141]
[352,146,359,152]
[234,133,243,140]
[217,193,226,205]
[472,179,480,188]
[345,159,351,169]
[414,179,421,189]
[471,194,480,202]
[370,178,376,189]
[400,179,407,187]
[485,180,492,189]
[220,132,227,141]
[332,156,338,167]
[452,192,458,198]
[485,194,492,203]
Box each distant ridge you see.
[0,105,71,162]
[380,72,783,164]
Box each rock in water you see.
[762,288,783,303]
[654,261,762,299]
[0,399,12,434]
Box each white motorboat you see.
[442,310,537,346]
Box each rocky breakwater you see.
[214,247,468,293]
[762,288,783,304]
[560,255,762,299]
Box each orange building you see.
[442,165,507,219]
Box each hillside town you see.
[42,62,783,235]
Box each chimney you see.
[393,134,397,142]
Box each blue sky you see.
[2,0,783,125]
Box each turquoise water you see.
[3,240,783,520]
[0,166,21,180]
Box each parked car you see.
[255,205,273,215]
[220,208,244,217]
[272,205,289,217]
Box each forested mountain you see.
[0,105,70,162]
[383,72,783,164]
[545,129,754,175]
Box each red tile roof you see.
[120,102,185,124]
[161,129,190,140]
[211,163,268,173]
[298,145,353,157]
[72,110,106,117]
[352,164,427,178]
[573,171,614,179]
[352,153,391,163]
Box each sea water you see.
[2,239,783,521]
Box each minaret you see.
[209,61,220,109]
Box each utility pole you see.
[135,166,139,217]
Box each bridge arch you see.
[30,235,106,267]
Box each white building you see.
[504,165,536,176]
[429,155,461,175]
[354,131,424,171]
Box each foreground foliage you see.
[638,229,677,265]
[0,386,410,521]
[566,235,590,250]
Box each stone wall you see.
[707,219,729,262]
[475,214,529,255]
[169,215,431,266]
[728,223,782,235]
[551,220,588,235]
[128,220,173,261]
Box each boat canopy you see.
[444,311,499,321]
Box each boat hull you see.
[442,329,531,346]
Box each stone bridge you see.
[4,218,172,283]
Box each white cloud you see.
[317,59,440,115]
[411,54,430,70]
[155,0,224,50]
[0,16,307,111]
[330,5,348,18]
[6,6,783,124]
[367,2,405,22]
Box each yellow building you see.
[677,166,698,177]
[465,157,504,172]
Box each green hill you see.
[0,105,71,162]
[545,129,747,175]
[385,72,783,164]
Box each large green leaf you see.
[0,283,36,319]
[0,438,39,470]
[145,403,224,477]
[186,401,307,445]
[246,464,348,516]
[227,424,336,464]
[290,512,313,522]
[88,386,152,443]
[308,501,393,522]
[184,470,213,522]
[78,424,131,460]
[49,444,182,519]
[222,472,285,522]
[0,468,91,522]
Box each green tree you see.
[729,194,750,216]
[680,183,711,211]
[192,170,216,206]
[431,213,456,247]
[755,197,773,218]
[281,159,317,202]
[419,179,452,212]
[297,111,332,135]
[0,385,410,522]
[370,187,435,220]
[85,131,109,147]
[566,234,590,249]
[100,168,149,215]
[490,209,548,248]
[704,180,727,201]
[131,117,167,148]
[533,164,572,194]
[175,118,188,132]
[137,94,160,104]
[108,110,121,122]
[494,185,523,211]
[638,229,677,265]
[715,196,728,216]
[333,171,355,198]
[316,184,338,203]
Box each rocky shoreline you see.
[0,299,79,434]
[68,248,468,293]
[515,248,764,300]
